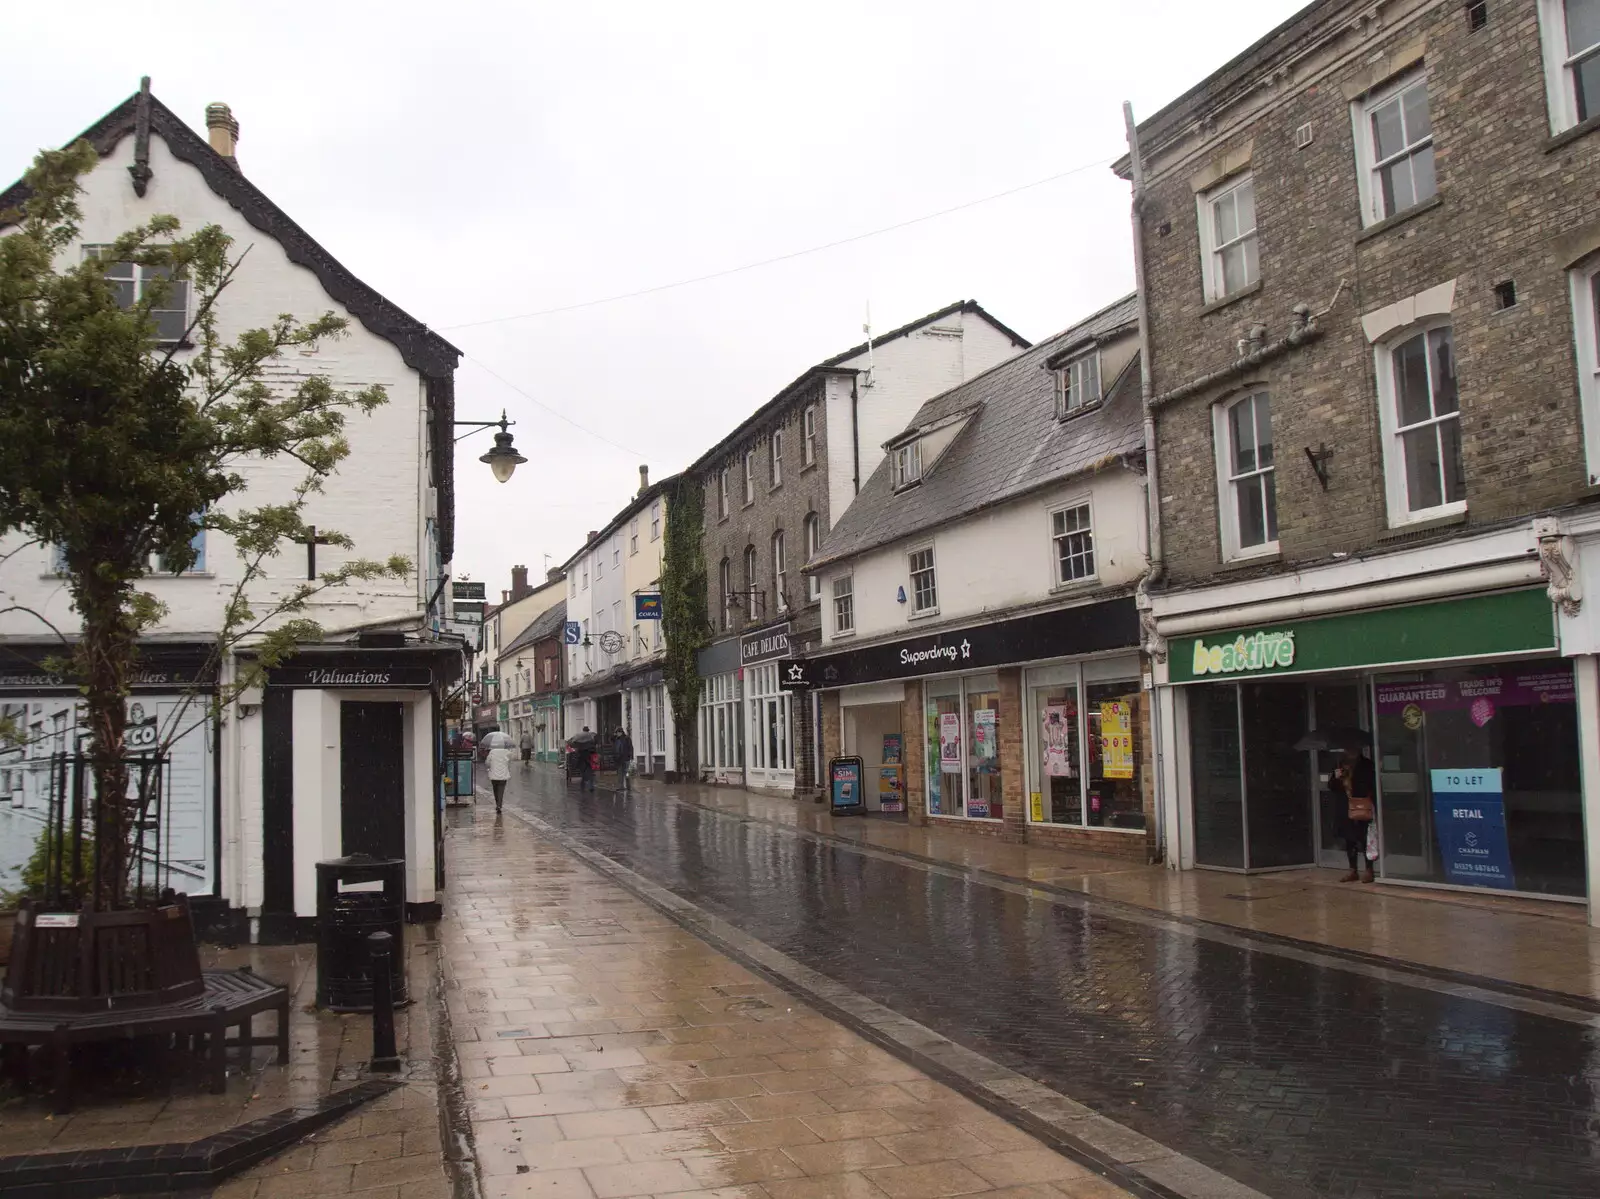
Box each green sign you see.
[1166,589,1555,684]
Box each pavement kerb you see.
[498,800,1286,1199]
[632,780,1600,1020]
[431,918,483,1199]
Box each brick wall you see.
[1136,0,1600,587]
[901,690,926,826]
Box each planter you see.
[1,895,203,1013]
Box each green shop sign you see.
[1167,588,1555,684]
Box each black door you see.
[340,702,406,861]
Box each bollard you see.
[367,930,401,1072]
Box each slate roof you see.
[0,86,463,560]
[685,300,1031,478]
[809,294,1142,570]
[503,600,568,658]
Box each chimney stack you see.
[638,465,650,496]
[501,590,510,603]
[205,103,240,166]
[587,530,598,543]
[511,565,530,600]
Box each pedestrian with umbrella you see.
[480,725,515,813]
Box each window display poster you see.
[972,708,997,762]
[1429,768,1514,889]
[879,766,903,812]
[882,733,902,766]
[1029,791,1044,823]
[830,757,864,812]
[939,712,962,773]
[1100,702,1134,780]
[1042,705,1074,777]
[926,710,943,814]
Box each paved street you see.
[481,766,1600,1199]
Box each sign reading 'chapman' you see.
[1190,630,1295,677]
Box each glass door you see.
[1190,684,1245,867]
[1311,682,1366,868]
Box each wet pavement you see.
[442,802,1132,1199]
[490,766,1600,1199]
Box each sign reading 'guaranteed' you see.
[1188,630,1295,677]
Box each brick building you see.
[803,296,1156,858]
[1120,0,1600,918]
[690,301,1029,795]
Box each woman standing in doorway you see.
[1331,743,1377,883]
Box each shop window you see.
[1376,322,1464,525]
[1374,660,1582,896]
[1215,391,1278,559]
[1569,255,1600,484]
[1353,71,1436,226]
[924,674,1002,820]
[1537,0,1600,133]
[1030,677,1082,824]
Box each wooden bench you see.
[0,966,289,1112]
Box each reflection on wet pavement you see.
[444,801,1134,1199]
[499,768,1600,1199]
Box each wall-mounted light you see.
[1304,444,1333,490]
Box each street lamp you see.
[454,409,527,483]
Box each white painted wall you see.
[822,469,1147,645]
[0,130,431,644]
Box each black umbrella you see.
[1292,725,1370,753]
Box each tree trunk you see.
[76,573,137,911]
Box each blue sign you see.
[563,621,581,645]
[635,593,663,621]
[829,756,864,814]
[1430,768,1515,890]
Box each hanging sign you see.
[635,594,663,620]
[777,660,813,691]
[829,756,864,813]
[1101,702,1134,779]
[564,621,582,645]
[939,713,962,773]
[1430,768,1515,890]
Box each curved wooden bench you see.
[0,967,289,1112]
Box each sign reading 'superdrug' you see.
[805,598,1138,688]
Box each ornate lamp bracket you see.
[1534,517,1582,618]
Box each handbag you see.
[1347,796,1375,822]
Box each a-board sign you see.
[829,756,865,815]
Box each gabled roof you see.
[0,87,463,559]
[685,300,1031,478]
[809,294,1142,570]
[503,600,567,659]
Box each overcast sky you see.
[4,0,1306,600]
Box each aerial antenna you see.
[543,553,551,576]
[863,301,877,389]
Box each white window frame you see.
[1351,70,1436,227]
[630,517,639,555]
[650,501,661,541]
[770,430,783,488]
[743,450,755,505]
[84,245,191,344]
[892,441,923,489]
[743,545,758,616]
[1570,256,1600,483]
[1056,351,1102,417]
[1213,390,1280,561]
[1048,499,1096,587]
[1375,318,1466,527]
[1197,172,1259,303]
[595,556,603,580]
[1538,0,1600,134]
[717,468,729,519]
[804,513,822,602]
[802,404,818,465]
[720,559,733,631]
[908,544,938,617]
[612,537,620,567]
[832,574,855,636]
[773,530,787,610]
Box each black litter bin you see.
[316,855,407,1011]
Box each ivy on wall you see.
[661,475,710,775]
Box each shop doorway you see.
[842,702,905,814]
[340,701,406,861]
[1311,682,1369,869]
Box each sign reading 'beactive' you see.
[1188,630,1296,677]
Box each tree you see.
[660,476,709,778]
[0,142,407,909]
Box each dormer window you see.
[1056,351,1101,418]
[892,441,923,489]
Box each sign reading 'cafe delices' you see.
[740,622,791,665]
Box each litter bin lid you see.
[315,855,406,870]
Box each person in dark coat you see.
[575,726,597,792]
[1330,744,1378,883]
[614,727,635,792]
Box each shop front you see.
[741,622,794,793]
[1162,588,1588,903]
[696,636,744,784]
[806,596,1146,852]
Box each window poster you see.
[972,707,997,762]
[882,733,902,766]
[1100,701,1134,780]
[926,710,943,813]
[939,712,963,773]
[879,765,903,812]
[1042,705,1074,777]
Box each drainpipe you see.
[1124,100,1170,867]
[851,376,862,496]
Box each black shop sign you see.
[268,665,433,688]
[0,646,216,695]
[804,597,1139,688]
[740,622,791,665]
